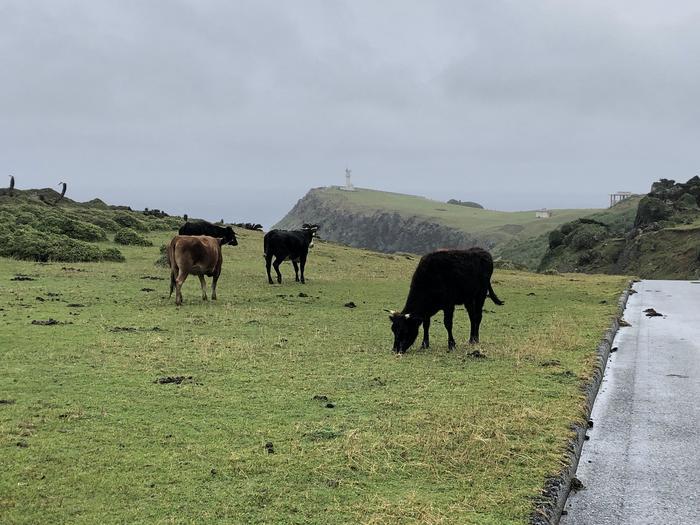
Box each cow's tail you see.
[167,240,176,297]
[263,235,269,259]
[488,282,504,305]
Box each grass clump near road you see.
[0,225,628,524]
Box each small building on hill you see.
[535,209,552,219]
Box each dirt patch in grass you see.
[154,376,193,385]
[11,274,35,281]
[31,319,72,326]
[110,326,165,333]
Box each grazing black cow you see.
[168,235,225,306]
[179,220,238,246]
[263,224,319,284]
[387,248,504,353]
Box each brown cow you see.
[168,235,224,306]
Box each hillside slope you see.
[540,177,700,279]
[274,187,604,266]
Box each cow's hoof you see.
[469,339,479,345]
[420,342,429,350]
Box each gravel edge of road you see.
[530,281,633,525]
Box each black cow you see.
[264,224,319,284]
[179,220,238,246]
[387,248,504,353]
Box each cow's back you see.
[170,235,222,275]
[410,249,494,307]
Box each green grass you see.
[0,228,628,524]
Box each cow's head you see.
[387,310,422,354]
[225,226,238,246]
[302,223,319,247]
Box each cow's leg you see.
[169,268,177,297]
[466,294,486,344]
[299,254,307,284]
[265,254,274,284]
[420,317,431,349]
[211,273,219,301]
[292,259,300,282]
[198,275,208,301]
[444,306,456,350]
[272,257,283,284]
[175,271,188,306]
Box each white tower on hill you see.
[341,168,355,191]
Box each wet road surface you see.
[562,280,700,525]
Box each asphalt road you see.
[561,280,700,525]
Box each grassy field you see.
[0,228,628,524]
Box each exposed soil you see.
[11,275,35,281]
[67,303,85,308]
[61,266,86,272]
[344,301,357,308]
[111,326,165,333]
[466,350,486,358]
[141,275,165,280]
[312,395,328,402]
[141,288,156,292]
[0,399,16,405]
[31,319,71,326]
[154,376,192,384]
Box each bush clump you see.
[568,223,608,251]
[154,244,169,267]
[114,212,148,232]
[114,228,152,246]
[43,216,107,242]
[0,226,104,262]
[548,229,565,249]
[101,247,126,262]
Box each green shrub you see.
[114,227,152,246]
[548,230,565,249]
[114,212,148,232]
[0,226,103,262]
[101,247,126,262]
[568,224,607,251]
[86,215,120,231]
[154,244,169,267]
[42,216,107,242]
[15,211,36,226]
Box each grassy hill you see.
[540,177,700,279]
[273,187,626,268]
[0,194,628,524]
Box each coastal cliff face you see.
[273,189,493,254]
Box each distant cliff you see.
[273,188,489,254]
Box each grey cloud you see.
[1,1,699,226]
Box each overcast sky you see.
[2,1,699,226]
